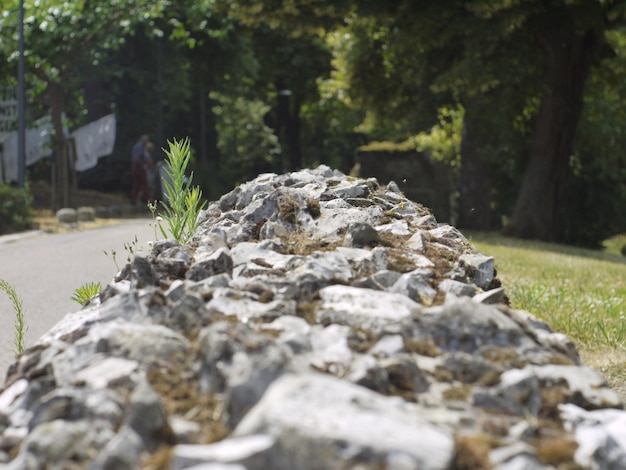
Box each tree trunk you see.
[505,28,599,241]
[274,80,303,171]
[457,100,493,231]
[49,82,70,209]
[287,93,302,170]
[275,79,289,172]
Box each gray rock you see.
[474,364,621,416]
[94,206,110,218]
[344,222,380,248]
[391,271,438,304]
[438,278,477,298]
[77,206,96,221]
[460,253,496,289]
[10,420,114,469]
[187,247,233,281]
[172,434,275,470]
[316,285,421,331]
[473,286,506,304]
[309,324,353,374]
[560,403,626,470]
[197,323,291,427]
[73,357,139,389]
[407,231,425,251]
[405,298,538,354]
[124,381,172,452]
[129,254,157,288]
[90,426,144,470]
[233,373,455,470]
[56,207,77,224]
[387,180,402,194]
[219,186,241,212]
[376,219,411,235]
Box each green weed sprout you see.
[0,278,26,356]
[71,281,102,307]
[157,138,206,243]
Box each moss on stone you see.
[404,338,441,357]
[535,435,580,468]
[452,433,499,470]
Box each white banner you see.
[0,120,54,183]
[0,113,114,183]
[72,113,116,172]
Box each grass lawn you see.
[466,231,626,400]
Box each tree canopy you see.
[1,0,626,246]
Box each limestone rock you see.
[0,166,623,469]
[56,207,77,224]
[233,373,455,470]
[77,206,96,222]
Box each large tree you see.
[0,0,173,207]
[501,1,608,241]
[342,0,626,242]
[341,1,537,230]
[212,0,340,173]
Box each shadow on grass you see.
[464,231,626,266]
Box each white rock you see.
[317,284,421,322]
[172,435,275,470]
[74,357,139,389]
[233,373,455,470]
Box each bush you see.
[0,184,33,235]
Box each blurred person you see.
[130,134,149,204]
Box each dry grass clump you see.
[453,433,499,470]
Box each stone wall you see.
[353,147,454,223]
[0,166,625,469]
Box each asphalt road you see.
[0,218,156,381]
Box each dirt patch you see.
[30,180,130,211]
[31,213,130,234]
[29,180,137,234]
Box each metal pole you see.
[17,0,25,188]
[156,36,163,150]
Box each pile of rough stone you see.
[1,166,625,469]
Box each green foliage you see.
[0,184,33,235]
[0,278,26,356]
[71,281,102,307]
[211,92,282,181]
[1,0,169,72]
[0,0,172,122]
[414,106,464,170]
[211,0,347,34]
[1,0,624,246]
[158,138,207,243]
[602,233,626,257]
[295,29,366,171]
[561,30,626,247]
